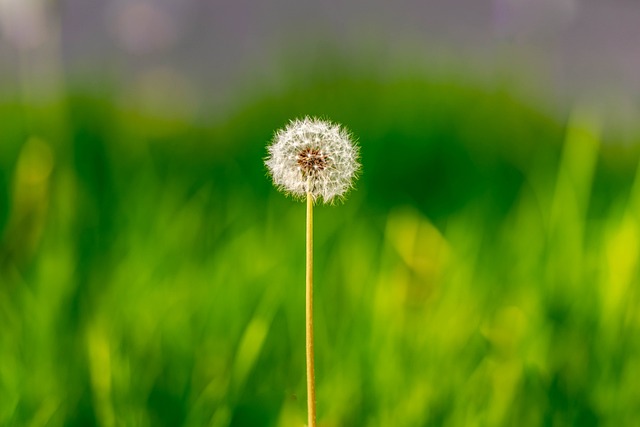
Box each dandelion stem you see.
[306,186,317,427]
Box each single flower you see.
[265,117,360,203]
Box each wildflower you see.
[265,117,361,426]
[265,117,360,203]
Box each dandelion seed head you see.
[265,117,360,204]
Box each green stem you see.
[306,188,317,427]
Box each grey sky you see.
[1,0,638,124]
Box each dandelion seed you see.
[265,117,360,204]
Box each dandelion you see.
[265,117,360,427]
[266,117,360,204]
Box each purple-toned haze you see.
[0,0,638,124]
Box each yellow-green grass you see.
[1,72,639,426]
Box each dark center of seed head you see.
[297,148,327,175]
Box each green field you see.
[1,67,640,426]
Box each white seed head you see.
[265,117,360,204]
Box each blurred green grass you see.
[1,67,640,427]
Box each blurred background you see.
[1,0,640,426]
